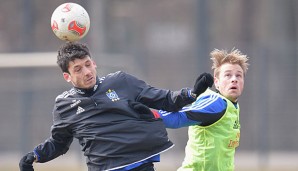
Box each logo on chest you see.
[106,89,120,102]
[233,120,240,129]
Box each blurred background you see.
[0,0,297,170]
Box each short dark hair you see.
[57,42,91,73]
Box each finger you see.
[25,155,35,163]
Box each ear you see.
[63,72,71,82]
[214,77,219,89]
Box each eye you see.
[85,61,92,67]
[236,74,243,78]
[74,67,82,73]
[224,73,231,77]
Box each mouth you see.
[85,76,94,83]
[229,86,238,90]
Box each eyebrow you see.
[222,70,243,74]
[72,58,91,66]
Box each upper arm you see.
[183,94,227,126]
[158,110,200,128]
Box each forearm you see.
[169,88,196,111]
[138,87,195,112]
[34,136,73,163]
[156,110,200,129]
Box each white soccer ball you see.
[51,3,90,42]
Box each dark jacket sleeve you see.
[33,101,74,163]
[33,124,73,163]
[123,72,195,112]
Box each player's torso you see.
[53,73,173,170]
[180,94,240,171]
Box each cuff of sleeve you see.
[33,149,40,162]
[152,110,161,118]
[188,90,197,100]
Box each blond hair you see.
[210,48,249,77]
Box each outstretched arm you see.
[132,72,213,112]
[129,92,226,128]
[156,93,227,128]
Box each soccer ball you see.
[51,3,90,42]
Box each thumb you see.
[25,152,35,164]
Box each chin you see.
[86,84,96,89]
[226,94,238,102]
[85,80,96,88]
[232,96,240,102]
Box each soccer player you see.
[19,42,213,171]
[149,48,249,171]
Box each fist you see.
[19,152,35,171]
[192,72,214,96]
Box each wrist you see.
[32,151,38,163]
[33,154,37,162]
[188,90,197,100]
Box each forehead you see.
[219,63,243,74]
[68,56,92,67]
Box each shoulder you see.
[53,90,75,122]
[55,88,77,102]
[106,71,126,77]
[197,89,225,104]
[104,71,141,83]
[103,71,129,80]
[184,89,227,112]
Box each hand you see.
[129,101,155,120]
[192,72,214,96]
[19,152,35,171]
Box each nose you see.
[231,75,238,82]
[82,66,92,76]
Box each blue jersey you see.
[157,91,228,128]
